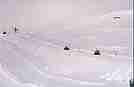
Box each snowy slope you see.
[0,32,132,87]
[0,0,132,87]
[0,64,40,87]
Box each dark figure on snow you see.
[64,46,70,50]
[94,49,101,55]
[2,32,7,35]
[0,31,8,37]
[14,27,19,33]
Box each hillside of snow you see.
[0,0,133,87]
[0,31,132,87]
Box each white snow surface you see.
[0,0,133,86]
[0,31,132,87]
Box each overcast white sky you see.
[0,0,133,32]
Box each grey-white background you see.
[0,0,133,32]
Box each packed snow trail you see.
[15,32,132,57]
[3,32,129,58]
[14,32,63,49]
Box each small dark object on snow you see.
[113,16,120,19]
[94,49,101,55]
[2,32,7,34]
[14,27,19,32]
[64,46,70,50]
